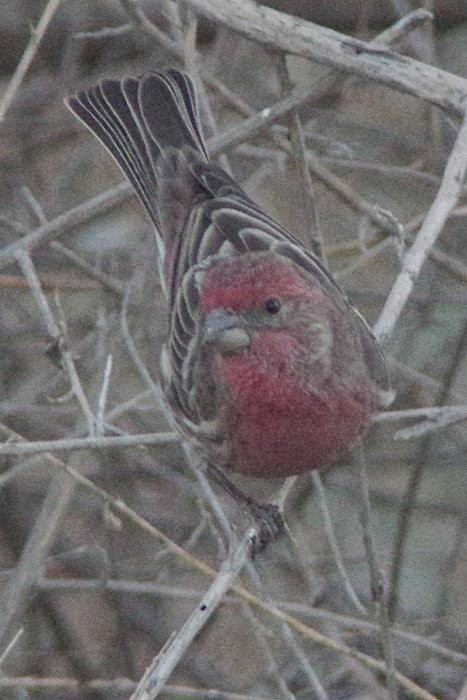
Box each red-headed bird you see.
[66,69,391,487]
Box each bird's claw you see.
[248,502,287,558]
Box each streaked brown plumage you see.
[66,69,391,480]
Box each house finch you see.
[66,69,390,484]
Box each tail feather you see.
[65,70,208,248]
[137,71,207,158]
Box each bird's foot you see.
[247,500,287,558]
[206,462,287,557]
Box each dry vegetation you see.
[0,1,466,698]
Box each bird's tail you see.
[65,69,209,262]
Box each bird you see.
[66,69,391,541]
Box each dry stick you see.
[119,0,180,55]
[0,252,95,648]
[427,242,467,284]
[271,15,425,242]
[96,355,113,435]
[0,12,432,271]
[0,676,279,699]
[120,283,168,407]
[310,472,367,616]
[0,422,439,700]
[0,469,75,650]
[376,405,467,440]
[356,448,398,700]
[16,188,100,436]
[117,0,430,113]
[0,182,132,270]
[120,0,433,111]
[22,179,126,295]
[0,198,124,294]
[15,250,96,437]
[257,615,328,699]
[389,319,467,622]
[74,24,133,40]
[49,241,125,295]
[25,577,467,665]
[305,154,405,240]
[373,112,467,344]
[242,602,300,700]
[0,629,23,666]
[0,0,63,121]
[243,566,331,700]
[0,432,177,457]
[395,414,467,439]
[0,272,99,291]
[375,405,467,423]
[130,531,254,700]
[276,54,326,262]
[388,356,466,405]
[188,0,466,114]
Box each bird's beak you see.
[202,308,250,352]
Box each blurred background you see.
[0,1,466,698]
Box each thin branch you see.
[0,182,132,271]
[0,676,279,699]
[0,424,438,699]
[0,432,178,456]
[25,576,467,664]
[0,0,63,122]
[375,405,467,439]
[120,282,167,408]
[374,113,467,343]
[355,448,398,700]
[0,12,438,270]
[187,0,466,114]
[311,472,367,615]
[96,355,113,435]
[0,629,23,666]
[130,531,254,700]
[15,250,96,436]
[0,469,75,649]
[276,55,326,262]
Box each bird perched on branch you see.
[66,69,391,542]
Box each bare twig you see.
[96,355,113,435]
[374,113,467,344]
[22,576,467,664]
[0,12,441,271]
[0,629,23,666]
[376,405,467,439]
[130,531,254,700]
[0,469,75,649]
[355,448,397,700]
[0,0,63,121]
[0,432,177,456]
[187,0,466,114]
[276,54,326,262]
[311,472,367,615]
[0,676,280,699]
[15,250,96,436]
[120,283,166,407]
[0,424,438,700]
[0,182,132,270]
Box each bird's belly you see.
[220,361,373,477]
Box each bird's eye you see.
[263,298,281,315]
